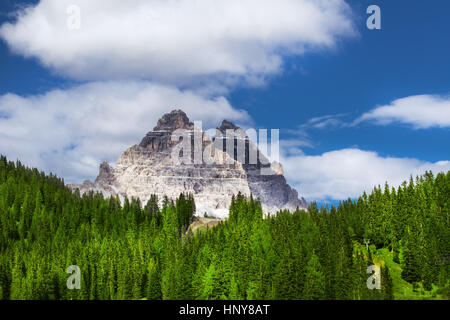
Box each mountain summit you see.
[153,109,193,131]
[70,110,307,218]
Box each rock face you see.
[69,110,307,218]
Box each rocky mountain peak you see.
[95,161,115,184]
[72,109,308,218]
[139,110,194,150]
[153,109,193,132]
[218,119,240,132]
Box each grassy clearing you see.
[373,248,446,300]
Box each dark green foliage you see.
[0,156,448,300]
[303,254,325,299]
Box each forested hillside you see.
[0,156,448,300]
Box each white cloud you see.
[281,148,450,201]
[2,83,448,202]
[0,0,355,84]
[1,1,446,205]
[300,113,348,130]
[0,81,249,183]
[280,139,312,155]
[356,94,450,129]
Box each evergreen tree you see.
[303,254,325,300]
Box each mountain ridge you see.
[69,109,307,218]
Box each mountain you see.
[69,109,307,218]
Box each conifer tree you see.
[303,254,325,300]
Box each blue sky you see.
[229,0,450,160]
[0,0,449,203]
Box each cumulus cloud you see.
[356,94,450,129]
[281,148,450,201]
[0,0,355,84]
[0,81,249,183]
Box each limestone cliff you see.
[69,110,307,218]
